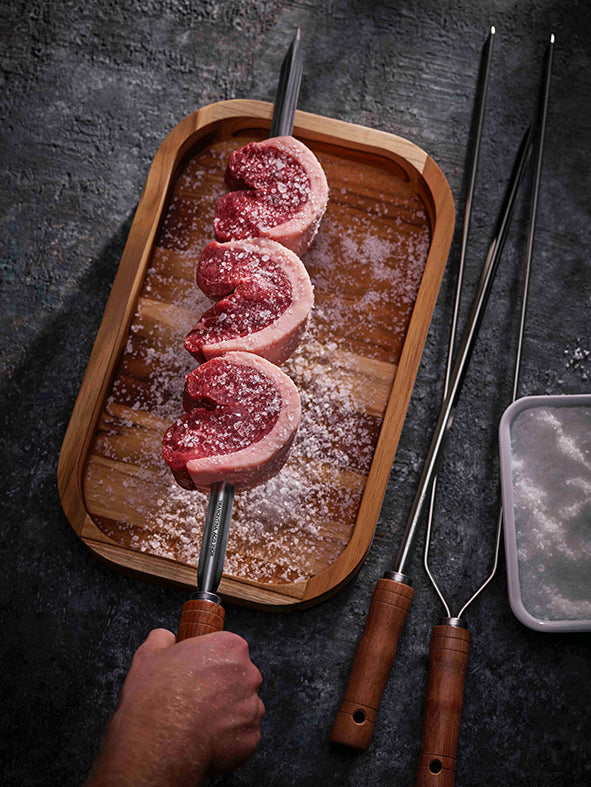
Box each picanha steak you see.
[213,136,329,256]
[162,351,301,492]
[184,238,314,366]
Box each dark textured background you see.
[1,1,590,785]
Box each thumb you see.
[142,628,176,651]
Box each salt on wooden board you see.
[83,131,431,585]
[500,395,591,631]
[58,102,455,607]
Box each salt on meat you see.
[184,238,314,365]
[214,136,329,256]
[162,351,301,492]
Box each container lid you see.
[499,394,591,632]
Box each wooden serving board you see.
[58,99,454,610]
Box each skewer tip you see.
[550,32,555,44]
[490,25,496,36]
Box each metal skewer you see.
[424,25,496,617]
[394,122,533,578]
[177,31,303,640]
[197,481,235,599]
[512,33,554,401]
[270,28,303,137]
[331,32,536,750]
[415,34,555,787]
[424,30,554,629]
[450,33,555,623]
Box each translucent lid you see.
[498,394,591,632]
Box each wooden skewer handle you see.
[330,576,414,750]
[177,597,225,640]
[415,623,471,787]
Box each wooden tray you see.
[58,99,454,610]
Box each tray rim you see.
[57,98,455,610]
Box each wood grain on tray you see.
[57,100,454,609]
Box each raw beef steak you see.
[184,238,314,365]
[162,351,301,492]
[213,136,329,256]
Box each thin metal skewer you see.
[414,36,555,784]
[270,28,303,137]
[392,121,534,580]
[179,28,302,639]
[424,26,496,617]
[331,31,554,756]
[199,30,303,601]
[512,33,554,401]
[456,32,554,620]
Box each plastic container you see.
[499,394,591,632]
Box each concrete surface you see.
[1,1,590,785]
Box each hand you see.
[86,628,265,786]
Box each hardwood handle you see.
[330,576,414,750]
[177,598,225,640]
[415,623,471,787]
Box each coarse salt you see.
[85,136,432,585]
[509,404,591,621]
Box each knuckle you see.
[257,696,266,721]
[250,664,263,688]
[215,631,249,654]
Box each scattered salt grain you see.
[564,342,590,382]
[85,136,433,586]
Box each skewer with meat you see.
[163,350,302,639]
[166,36,326,638]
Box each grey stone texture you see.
[1,1,590,785]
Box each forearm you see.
[83,630,263,785]
[84,708,207,787]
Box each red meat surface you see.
[184,238,314,365]
[162,352,301,491]
[213,136,328,256]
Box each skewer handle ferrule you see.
[330,575,413,750]
[177,593,225,640]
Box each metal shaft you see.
[513,33,554,402]
[394,123,534,577]
[200,30,303,589]
[424,26,495,617]
[198,481,235,594]
[270,28,303,137]
[455,32,556,620]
